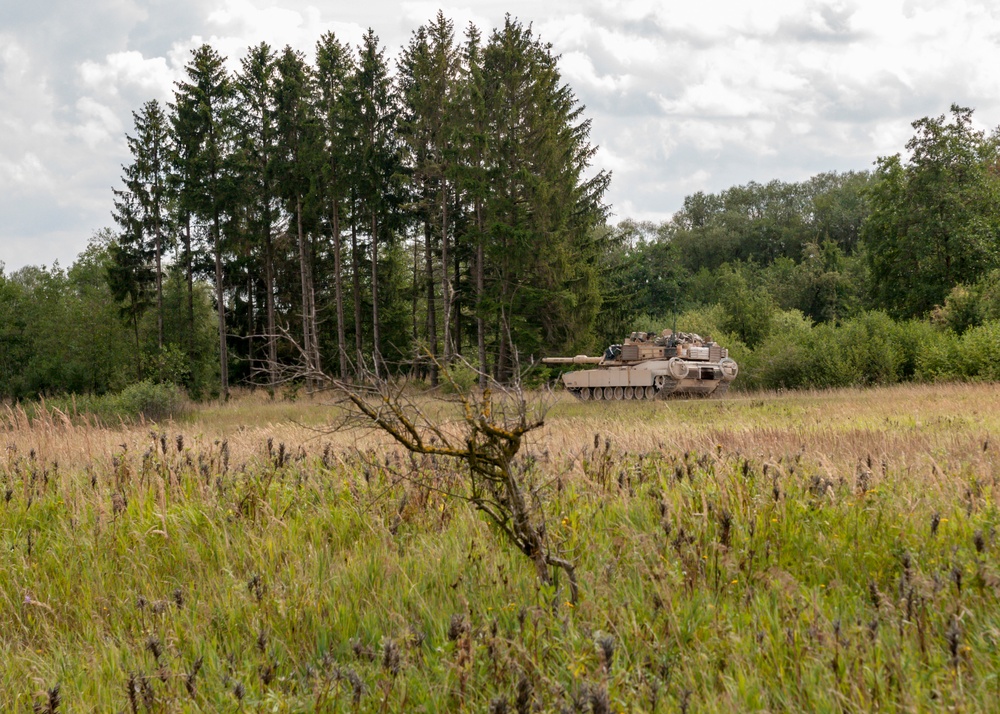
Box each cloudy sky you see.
[3,0,1000,271]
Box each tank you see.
[542,329,738,400]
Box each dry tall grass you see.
[3,382,999,710]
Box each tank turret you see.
[542,328,738,400]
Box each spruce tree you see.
[348,29,401,377]
[118,100,172,352]
[315,32,354,380]
[274,45,323,388]
[171,44,238,399]
[235,42,281,391]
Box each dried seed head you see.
[946,617,961,666]
[172,588,184,608]
[256,628,268,653]
[515,675,532,714]
[718,509,733,547]
[489,696,509,714]
[233,681,245,701]
[596,633,616,671]
[974,531,985,554]
[447,613,467,641]
[146,636,162,663]
[45,683,60,714]
[345,669,365,705]
[175,435,184,453]
[185,657,203,697]
[381,638,401,676]
[588,684,611,714]
[126,673,139,714]
[259,662,276,686]
[351,639,376,662]
[930,512,941,536]
[868,579,881,610]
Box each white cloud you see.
[73,97,124,148]
[79,51,174,100]
[7,0,1000,269]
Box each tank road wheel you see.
[614,387,624,400]
[579,387,591,400]
[604,387,615,400]
[624,386,634,400]
[593,386,604,400]
[645,386,656,400]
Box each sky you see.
[3,0,1000,271]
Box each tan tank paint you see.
[542,329,738,400]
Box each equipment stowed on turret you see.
[542,329,738,400]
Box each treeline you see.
[1,12,608,401]
[4,60,1000,400]
[594,104,1000,391]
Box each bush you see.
[837,311,904,386]
[891,318,939,380]
[114,380,186,421]
[957,320,1000,381]
[41,380,186,425]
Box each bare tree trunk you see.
[155,217,163,352]
[411,225,419,349]
[441,181,451,363]
[213,213,229,401]
[476,199,486,388]
[247,274,254,383]
[370,211,381,379]
[308,234,322,380]
[453,212,462,357]
[424,217,438,386]
[185,217,194,360]
[331,201,348,380]
[351,201,362,374]
[296,194,315,390]
[264,225,277,393]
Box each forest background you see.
[3,12,1000,408]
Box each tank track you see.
[568,377,732,401]
[569,378,679,401]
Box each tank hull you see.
[560,359,733,400]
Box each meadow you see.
[2,382,1000,712]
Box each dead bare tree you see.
[329,354,578,603]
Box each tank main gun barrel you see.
[542,355,603,365]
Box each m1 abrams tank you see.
[542,329,738,400]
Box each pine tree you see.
[315,32,355,380]
[399,13,461,381]
[108,189,154,377]
[481,17,609,378]
[235,42,281,391]
[348,30,402,377]
[118,100,172,352]
[274,45,323,388]
[454,23,490,385]
[171,44,238,399]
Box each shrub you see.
[114,380,186,421]
[957,320,1000,381]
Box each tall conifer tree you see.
[172,44,237,399]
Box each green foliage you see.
[863,105,1000,318]
[717,266,775,349]
[38,380,186,424]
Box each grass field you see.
[2,382,1000,712]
